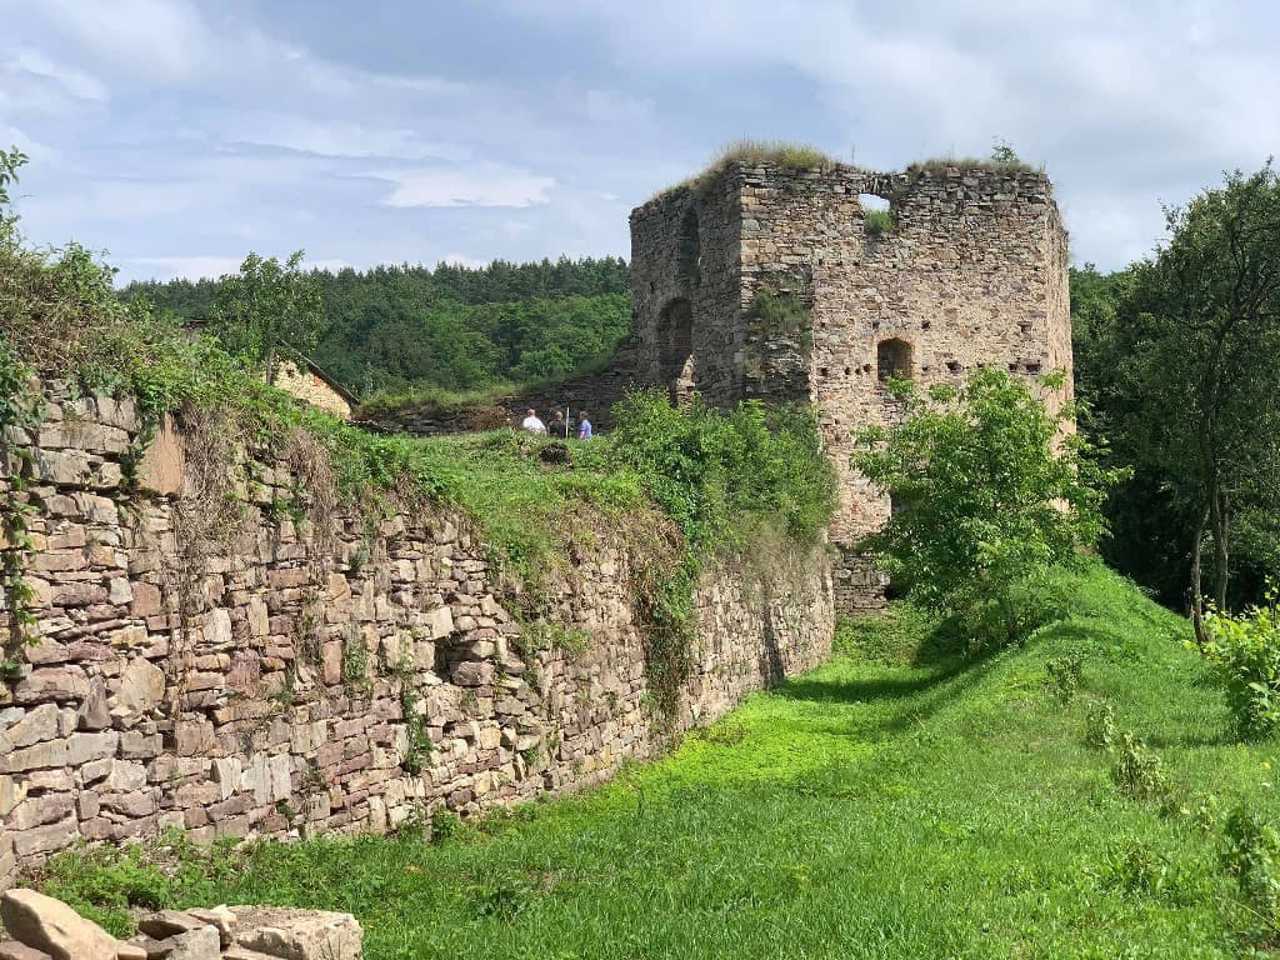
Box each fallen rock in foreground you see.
[0,890,362,960]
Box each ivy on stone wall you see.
[0,340,41,683]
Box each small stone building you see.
[629,159,1073,612]
[273,357,356,421]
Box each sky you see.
[1,0,1277,284]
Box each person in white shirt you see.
[521,408,547,435]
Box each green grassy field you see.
[41,564,1280,958]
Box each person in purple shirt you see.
[577,410,593,440]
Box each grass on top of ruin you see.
[37,562,1280,958]
[651,139,840,200]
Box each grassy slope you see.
[42,564,1280,958]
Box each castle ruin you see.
[629,159,1073,612]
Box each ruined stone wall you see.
[0,385,834,886]
[629,174,743,408]
[630,160,1073,611]
[802,165,1072,553]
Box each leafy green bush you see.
[610,391,835,554]
[1045,653,1084,704]
[864,209,895,237]
[431,807,463,844]
[1084,700,1117,749]
[853,368,1124,645]
[1201,596,1280,739]
[609,390,837,714]
[1221,805,1280,925]
[1112,733,1170,802]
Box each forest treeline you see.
[1071,164,1280,618]
[124,256,631,398]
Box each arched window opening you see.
[677,206,701,285]
[877,337,913,382]
[657,298,695,400]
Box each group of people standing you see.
[521,407,593,440]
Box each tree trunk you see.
[1211,487,1230,610]
[1190,502,1210,645]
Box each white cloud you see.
[7,48,107,102]
[376,165,555,208]
[232,115,468,162]
[31,0,212,81]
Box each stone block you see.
[211,757,242,800]
[104,759,147,792]
[173,720,215,757]
[153,926,220,960]
[129,583,162,619]
[451,661,493,687]
[0,891,123,960]
[113,657,166,718]
[203,608,233,647]
[30,449,91,486]
[246,599,269,637]
[11,817,78,857]
[136,416,185,497]
[0,776,27,817]
[0,739,66,774]
[11,667,88,704]
[94,395,139,432]
[49,581,107,608]
[36,421,129,455]
[8,793,74,831]
[120,730,163,759]
[425,605,454,640]
[230,906,363,960]
[0,940,51,960]
[0,704,60,749]
[74,495,118,525]
[76,679,110,731]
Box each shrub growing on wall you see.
[609,390,837,714]
[852,369,1123,645]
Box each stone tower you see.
[629,159,1073,612]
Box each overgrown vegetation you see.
[1201,591,1280,739]
[853,368,1123,646]
[608,391,837,715]
[906,137,1040,176]
[38,564,1280,957]
[653,139,837,200]
[863,208,895,236]
[744,287,812,348]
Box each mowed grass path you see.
[46,565,1280,958]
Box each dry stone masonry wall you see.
[0,385,833,885]
[630,160,1073,611]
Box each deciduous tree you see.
[214,250,324,385]
[853,370,1120,643]
[1117,164,1280,638]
